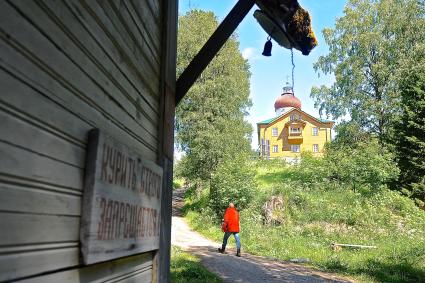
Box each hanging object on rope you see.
[254,0,318,56]
[262,36,273,56]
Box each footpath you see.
[171,188,354,283]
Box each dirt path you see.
[171,188,354,283]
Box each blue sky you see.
[178,0,347,149]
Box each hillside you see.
[182,160,425,283]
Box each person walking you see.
[218,203,241,257]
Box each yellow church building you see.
[257,84,334,161]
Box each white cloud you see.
[242,47,257,60]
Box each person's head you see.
[229,202,234,208]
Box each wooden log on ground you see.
[331,243,377,252]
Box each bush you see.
[324,139,399,193]
[209,160,257,216]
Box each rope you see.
[291,48,295,95]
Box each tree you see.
[325,139,399,194]
[176,10,252,184]
[395,62,425,204]
[209,158,256,217]
[311,0,425,142]
[331,121,371,148]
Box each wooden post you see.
[175,0,256,104]
[155,0,177,282]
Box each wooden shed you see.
[0,0,314,282]
[0,0,177,282]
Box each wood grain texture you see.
[0,1,159,150]
[80,130,162,265]
[0,140,83,190]
[35,0,160,119]
[0,106,85,168]
[82,0,161,97]
[0,182,81,216]
[0,39,157,160]
[16,252,152,283]
[0,244,79,282]
[0,212,79,245]
[62,0,160,109]
[0,0,165,280]
[155,0,177,281]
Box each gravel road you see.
[171,188,353,283]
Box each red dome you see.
[274,93,302,111]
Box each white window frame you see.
[312,127,318,136]
[290,114,295,121]
[272,127,278,137]
[272,145,279,153]
[290,127,301,134]
[313,144,319,153]
[291,145,300,153]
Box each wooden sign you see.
[80,129,162,265]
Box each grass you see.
[170,246,222,283]
[173,178,185,190]
[182,162,425,283]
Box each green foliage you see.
[170,246,222,283]
[184,160,425,282]
[394,63,425,203]
[332,121,372,147]
[209,160,257,216]
[324,139,399,193]
[176,10,252,183]
[311,0,425,141]
[173,178,184,190]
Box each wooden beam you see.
[175,0,256,105]
[155,0,177,282]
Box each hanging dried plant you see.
[255,0,318,55]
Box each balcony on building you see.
[285,120,305,142]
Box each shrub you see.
[324,139,399,193]
[209,160,257,216]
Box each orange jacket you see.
[222,207,240,233]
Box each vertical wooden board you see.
[155,0,177,281]
[0,246,80,282]
[0,107,85,168]
[81,130,163,265]
[0,2,159,150]
[16,252,153,283]
[0,183,81,216]
[157,158,173,283]
[0,141,83,190]
[0,213,79,245]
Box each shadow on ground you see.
[186,245,352,283]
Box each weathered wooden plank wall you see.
[0,0,175,282]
